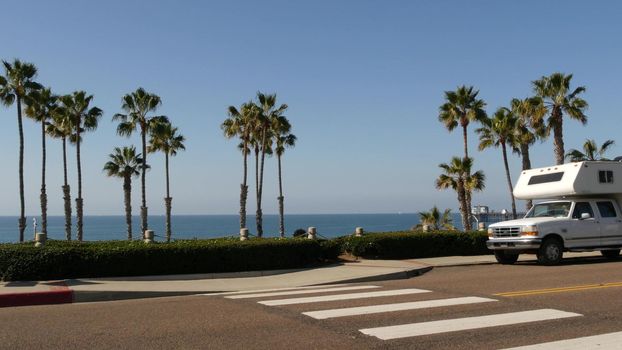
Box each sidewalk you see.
[0,252,603,308]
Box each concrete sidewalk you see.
[0,251,604,308]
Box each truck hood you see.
[488,217,567,227]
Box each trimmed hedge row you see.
[340,231,490,259]
[0,238,340,281]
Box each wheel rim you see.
[546,244,560,261]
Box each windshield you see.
[525,202,571,218]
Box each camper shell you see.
[487,161,622,265]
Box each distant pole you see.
[33,217,37,240]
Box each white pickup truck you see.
[487,161,622,265]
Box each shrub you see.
[341,230,489,259]
[0,238,341,281]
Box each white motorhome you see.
[487,161,622,265]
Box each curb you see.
[317,265,434,285]
[0,287,73,308]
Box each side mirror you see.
[580,213,591,220]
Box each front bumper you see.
[486,237,542,250]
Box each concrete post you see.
[144,230,155,244]
[355,227,364,237]
[422,224,430,232]
[307,227,317,240]
[240,228,249,241]
[478,222,486,231]
[34,232,46,247]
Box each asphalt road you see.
[2,257,622,349]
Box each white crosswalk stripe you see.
[359,309,582,340]
[501,331,622,349]
[302,296,497,319]
[225,285,380,299]
[258,288,431,306]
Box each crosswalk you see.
[204,283,620,348]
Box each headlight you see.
[521,225,538,236]
[487,228,493,237]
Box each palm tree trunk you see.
[239,144,248,229]
[164,152,172,242]
[519,143,533,210]
[254,146,261,237]
[462,124,469,159]
[552,107,565,165]
[140,127,148,238]
[40,120,48,235]
[76,120,84,241]
[257,128,268,238]
[501,142,517,219]
[62,137,72,241]
[461,123,472,226]
[16,97,26,242]
[124,175,132,240]
[277,154,285,238]
[457,181,469,231]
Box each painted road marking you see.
[258,288,431,306]
[202,284,350,296]
[302,296,497,320]
[226,285,380,299]
[495,281,622,297]
[359,309,581,340]
[502,331,622,349]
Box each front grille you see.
[493,226,520,237]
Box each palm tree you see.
[221,102,259,230]
[510,97,547,210]
[0,59,42,241]
[24,88,58,237]
[48,107,74,240]
[566,139,615,162]
[148,121,185,242]
[58,91,103,241]
[255,92,288,237]
[532,73,588,165]
[103,147,144,240]
[436,157,485,231]
[477,108,518,219]
[416,206,454,231]
[274,132,296,238]
[113,88,168,238]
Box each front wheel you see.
[537,238,564,265]
[601,249,621,259]
[494,250,519,265]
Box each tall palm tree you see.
[58,91,103,241]
[113,88,168,238]
[477,108,518,219]
[0,59,42,241]
[148,121,185,242]
[436,157,485,231]
[566,139,615,162]
[510,97,547,210]
[24,88,58,237]
[532,73,588,165]
[255,92,288,237]
[417,206,454,231]
[274,132,296,238]
[221,101,259,230]
[103,146,144,240]
[47,107,74,240]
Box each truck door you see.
[596,200,622,247]
[566,201,600,248]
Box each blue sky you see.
[1,0,621,215]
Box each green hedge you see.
[340,231,490,259]
[0,238,340,281]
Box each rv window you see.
[528,172,564,185]
[598,170,614,183]
[597,201,617,218]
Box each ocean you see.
[0,213,460,243]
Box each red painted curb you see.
[0,286,73,308]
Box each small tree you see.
[415,206,454,231]
[566,139,615,162]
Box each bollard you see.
[144,230,155,243]
[34,232,46,247]
[307,227,317,240]
[355,227,364,237]
[478,222,486,231]
[240,228,249,241]
[422,224,430,233]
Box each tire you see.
[494,250,519,265]
[537,238,564,265]
[601,249,621,259]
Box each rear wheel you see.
[537,238,564,265]
[494,250,519,265]
[601,249,621,259]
